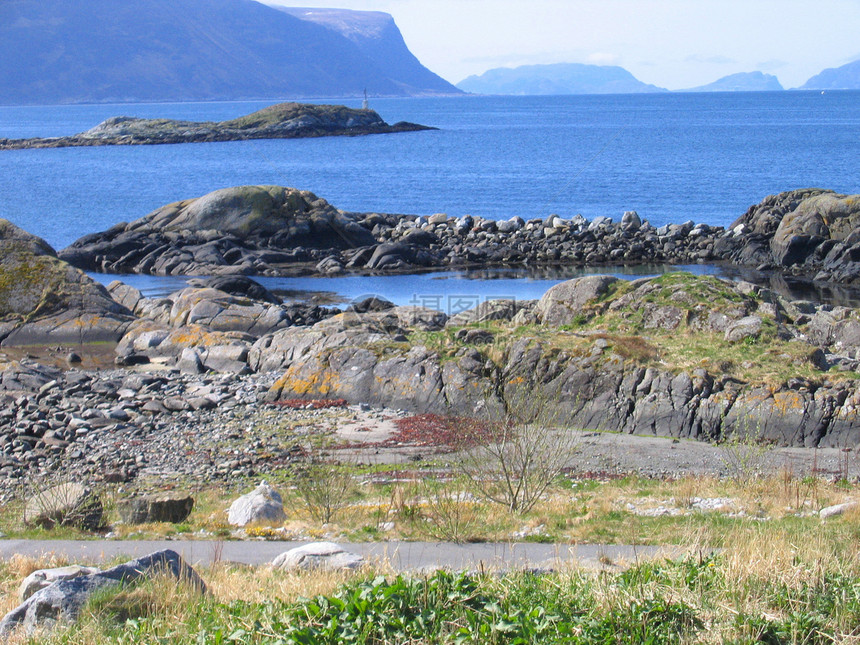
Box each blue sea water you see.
[1,92,858,306]
[2,92,859,249]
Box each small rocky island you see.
[0,102,432,150]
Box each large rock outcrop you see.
[263,273,860,448]
[714,189,860,284]
[60,186,378,276]
[0,219,134,345]
[60,187,725,277]
[110,279,337,369]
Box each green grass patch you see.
[25,556,860,644]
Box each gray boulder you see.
[0,550,206,639]
[348,296,395,313]
[771,192,860,266]
[805,309,860,352]
[447,298,535,327]
[714,189,860,284]
[621,210,642,230]
[365,242,435,270]
[168,287,291,336]
[119,323,255,364]
[496,216,524,233]
[196,344,252,374]
[188,275,281,304]
[588,216,612,230]
[272,542,364,571]
[389,306,448,331]
[724,316,763,343]
[248,326,341,373]
[106,280,145,312]
[118,494,194,525]
[266,337,449,412]
[819,501,859,519]
[536,275,620,326]
[177,347,205,374]
[0,360,62,393]
[227,481,286,527]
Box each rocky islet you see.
[58,185,724,278]
[0,102,432,150]
[59,187,860,292]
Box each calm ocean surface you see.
[1,92,858,306]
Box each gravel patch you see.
[2,359,859,506]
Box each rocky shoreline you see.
[4,187,860,496]
[59,187,860,291]
[3,358,860,502]
[4,252,860,496]
[0,102,432,150]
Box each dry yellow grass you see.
[204,561,383,605]
[0,553,72,616]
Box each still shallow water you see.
[89,263,860,311]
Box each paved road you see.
[0,540,688,572]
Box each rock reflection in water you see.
[90,263,860,312]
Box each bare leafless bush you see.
[293,458,354,524]
[456,387,579,514]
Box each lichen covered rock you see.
[715,189,860,284]
[0,219,134,345]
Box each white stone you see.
[227,481,286,527]
[724,315,763,343]
[819,501,859,519]
[588,215,612,230]
[19,566,100,602]
[271,542,364,571]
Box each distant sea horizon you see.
[0,91,858,251]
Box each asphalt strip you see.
[0,540,692,573]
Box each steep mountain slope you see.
[801,59,860,90]
[456,63,666,95]
[0,0,458,104]
[272,7,457,95]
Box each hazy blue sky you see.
[271,0,860,89]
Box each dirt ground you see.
[326,406,860,481]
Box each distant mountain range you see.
[800,59,860,90]
[3,0,858,106]
[458,61,860,95]
[0,0,459,105]
[456,63,666,95]
[683,71,784,93]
